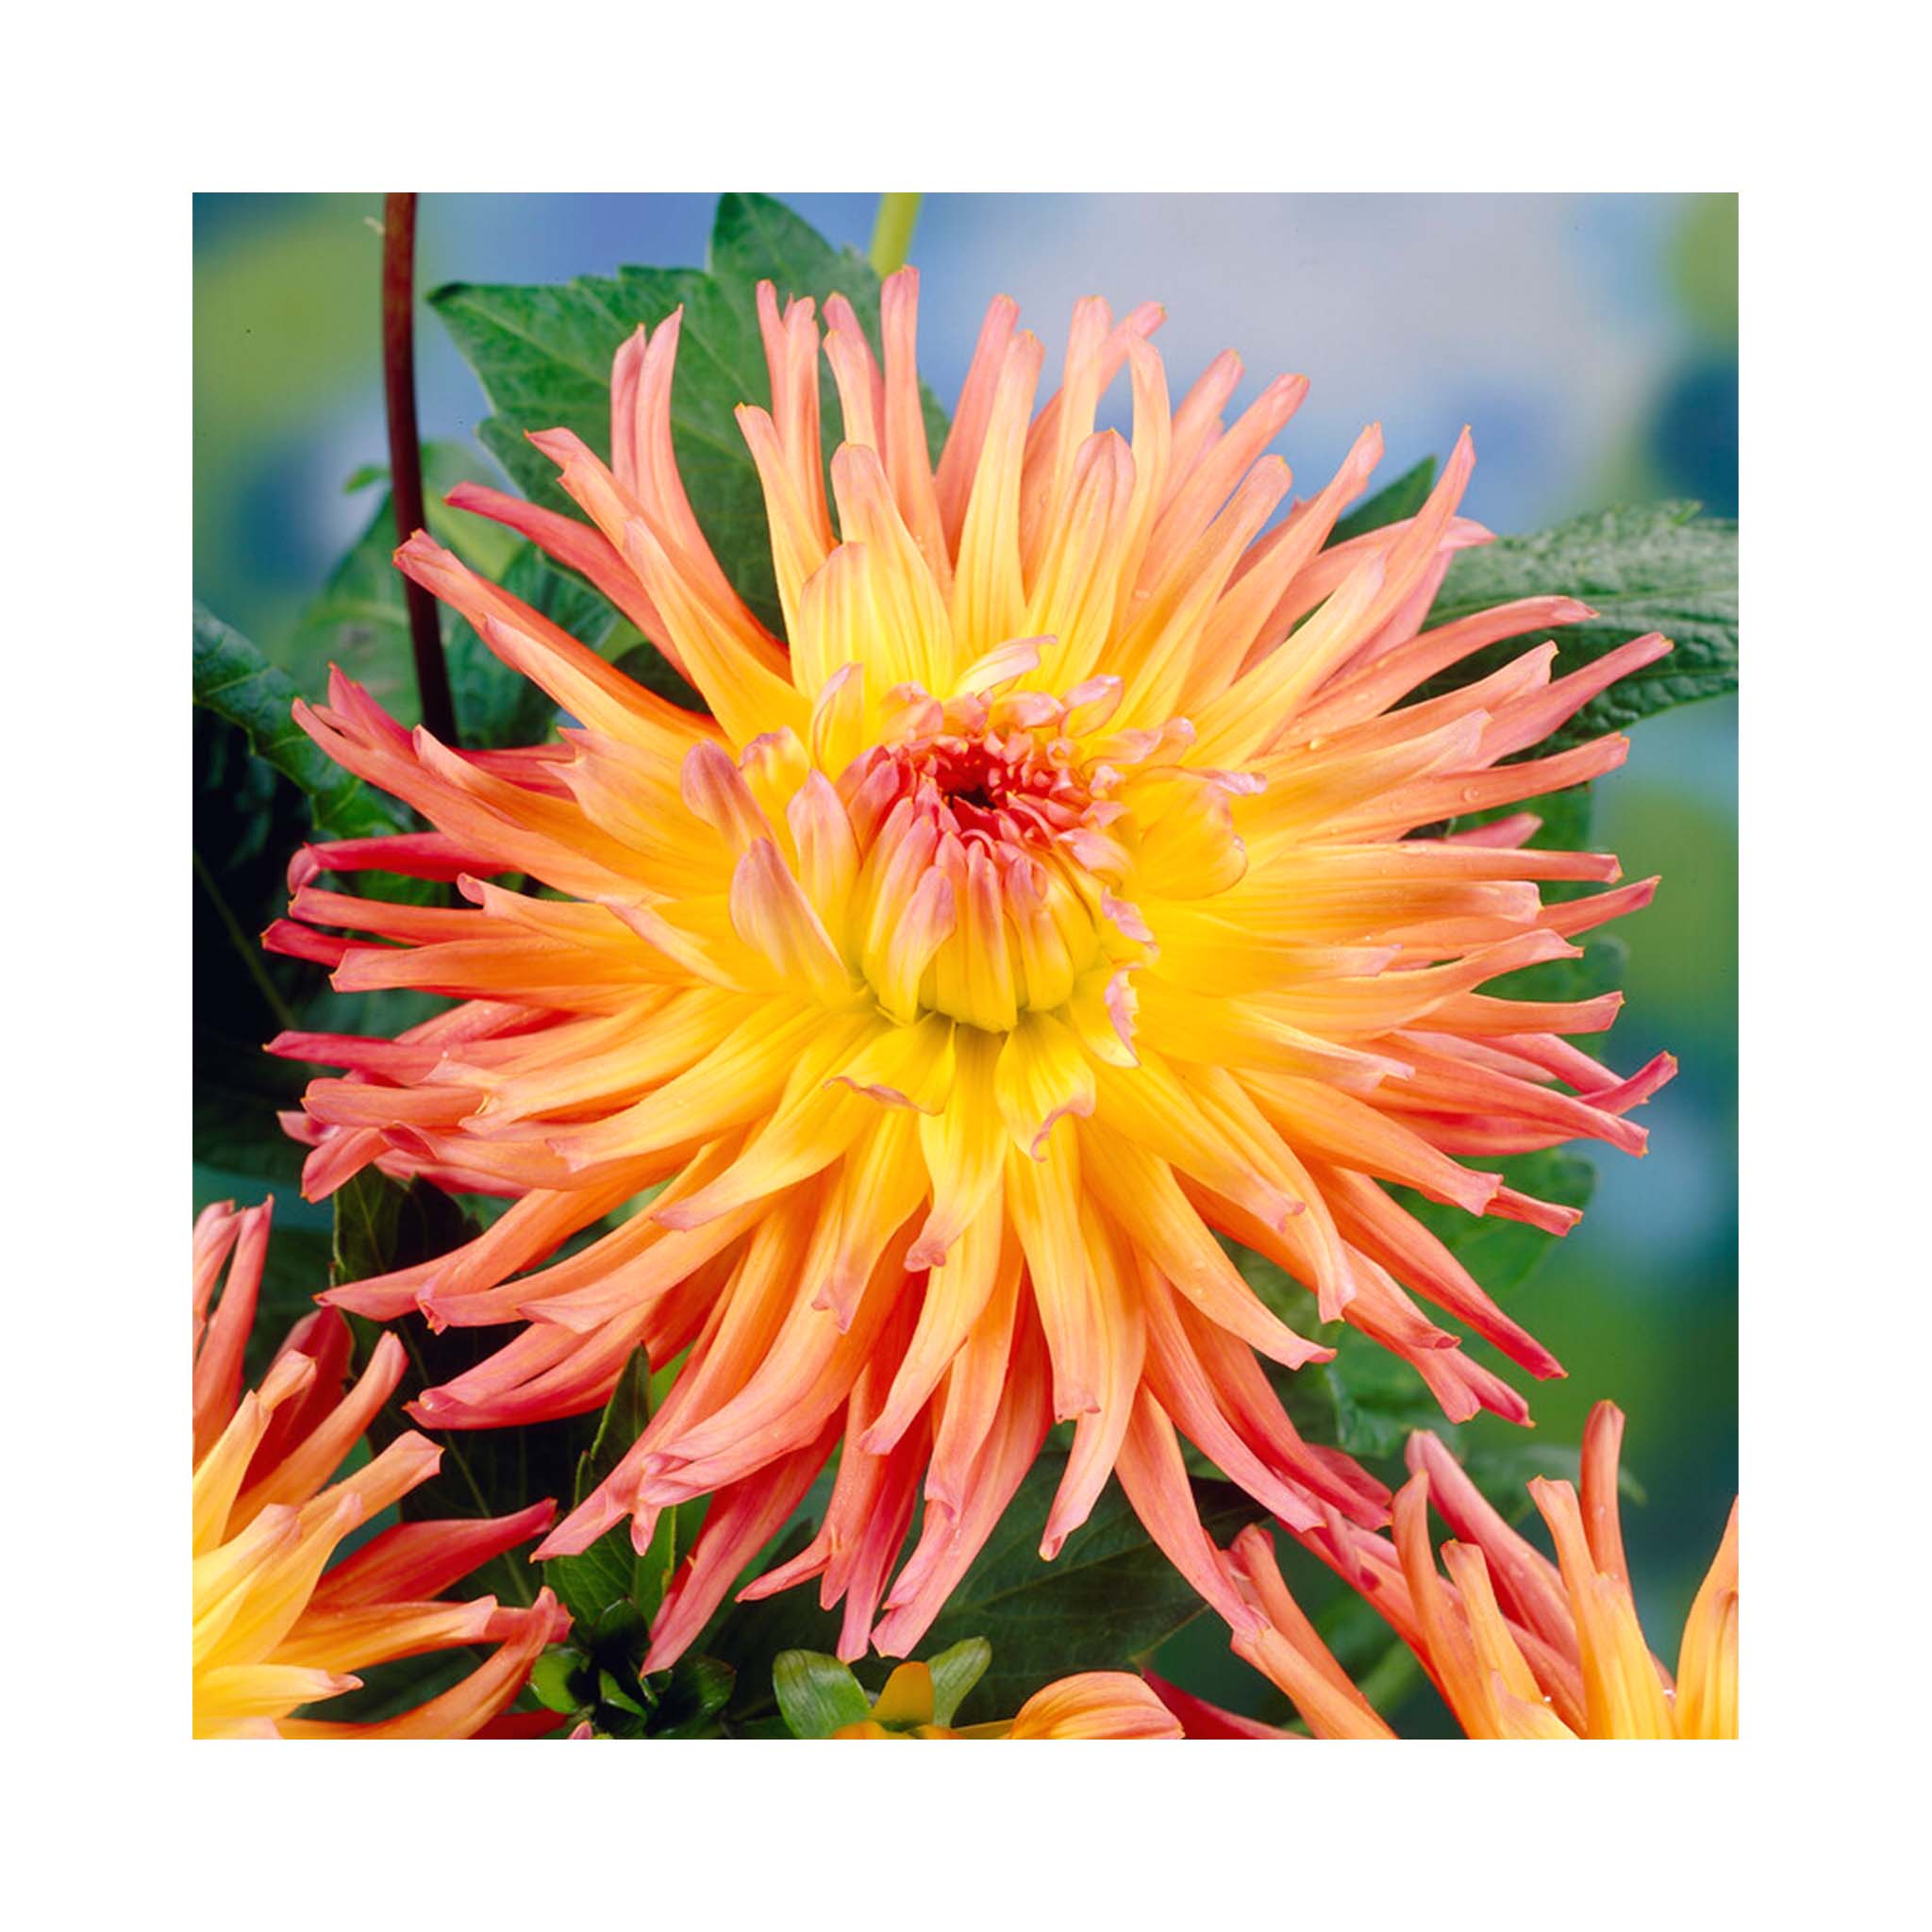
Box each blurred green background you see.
[193,192,1737,1729]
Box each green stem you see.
[869,193,923,277]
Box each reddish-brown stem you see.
[381,192,458,744]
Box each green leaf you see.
[429,192,947,641]
[773,1649,874,1739]
[548,1533,645,1640]
[446,541,657,747]
[1420,501,1738,751]
[193,603,402,841]
[597,1666,651,1719]
[1328,456,1437,545]
[286,445,517,730]
[917,1458,1267,1722]
[706,193,946,463]
[924,1638,991,1727]
[192,702,356,1183]
[330,1166,477,1290]
[528,1650,581,1716]
[572,1353,653,1510]
[650,1654,737,1738]
[1319,1339,1447,1462]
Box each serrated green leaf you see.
[429,192,947,643]
[193,603,402,841]
[924,1638,991,1727]
[548,1534,643,1636]
[1328,456,1437,546]
[1420,501,1737,751]
[773,1649,874,1738]
[708,192,948,465]
[708,193,863,305]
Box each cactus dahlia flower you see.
[1205,1402,1738,1740]
[192,1199,568,1737]
[270,269,1674,1670]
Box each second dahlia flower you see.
[1208,1401,1738,1739]
[834,1665,1180,1740]
[270,267,1674,1669]
[192,1199,568,1737]
[778,1642,1179,1739]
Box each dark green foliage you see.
[193,604,403,841]
[331,1172,586,1609]
[192,712,314,1185]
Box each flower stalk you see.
[869,193,923,276]
[381,191,458,744]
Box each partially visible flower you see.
[1203,1400,1737,1739]
[830,1658,1180,1740]
[192,1199,570,1738]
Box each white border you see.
[14,3,1918,1919]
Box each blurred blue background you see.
[192,192,1737,1709]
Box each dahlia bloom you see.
[192,1199,568,1737]
[269,269,1673,1669]
[831,1660,1180,1740]
[1211,1401,1738,1739]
